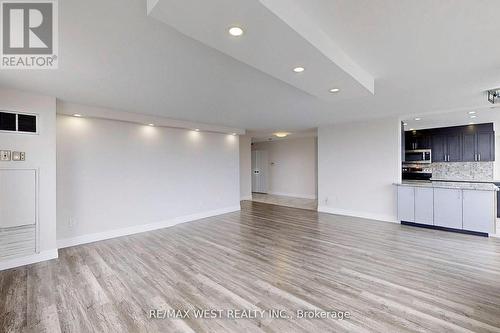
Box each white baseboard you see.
[240,195,253,201]
[57,205,241,249]
[318,206,398,224]
[0,249,58,271]
[267,192,317,200]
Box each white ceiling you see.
[1,0,499,132]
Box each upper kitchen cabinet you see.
[408,123,495,163]
[431,134,447,162]
[476,132,495,161]
[461,124,495,162]
[405,131,431,150]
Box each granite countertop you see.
[394,180,499,191]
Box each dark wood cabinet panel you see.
[462,133,476,162]
[408,123,495,163]
[477,132,494,161]
[446,134,462,162]
[432,134,447,162]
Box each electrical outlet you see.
[20,152,25,161]
[0,150,11,161]
[69,217,77,228]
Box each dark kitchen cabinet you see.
[431,134,447,162]
[406,131,431,150]
[446,133,462,162]
[477,132,494,161]
[462,133,476,162]
[410,123,495,163]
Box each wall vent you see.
[0,111,37,134]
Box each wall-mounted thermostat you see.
[0,150,11,161]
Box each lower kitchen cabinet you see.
[414,187,433,225]
[397,186,414,222]
[433,188,463,229]
[463,190,496,233]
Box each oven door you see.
[405,150,431,164]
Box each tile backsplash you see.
[431,162,493,181]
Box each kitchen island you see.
[394,181,498,236]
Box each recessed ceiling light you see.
[409,128,415,131]
[469,122,475,125]
[414,117,421,121]
[403,123,408,126]
[148,123,154,126]
[232,133,237,136]
[275,132,289,138]
[228,26,244,37]
[195,128,200,132]
[470,115,477,119]
[293,67,305,73]
[468,111,476,115]
[329,88,340,93]
[73,114,82,117]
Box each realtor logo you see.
[1,0,58,69]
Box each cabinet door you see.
[416,135,431,149]
[432,134,447,162]
[476,132,494,161]
[414,187,433,225]
[446,134,462,162]
[0,169,36,228]
[461,133,476,162]
[434,188,462,229]
[397,186,414,222]
[463,190,495,233]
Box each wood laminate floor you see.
[251,193,317,211]
[2,201,500,332]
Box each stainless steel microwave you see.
[404,149,432,164]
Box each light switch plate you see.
[12,151,21,161]
[0,150,11,161]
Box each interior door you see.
[251,150,268,193]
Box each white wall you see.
[239,135,252,200]
[0,88,57,261]
[252,137,317,199]
[56,104,241,246]
[318,118,401,222]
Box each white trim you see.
[318,205,398,224]
[240,195,253,201]
[0,249,58,271]
[267,191,317,200]
[57,205,241,249]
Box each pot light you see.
[409,128,415,131]
[232,133,237,136]
[148,123,154,126]
[468,111,476,115]
[469,122,475,125]
[228,27,244,37]
[414,117,421,121]
[470,115,477,119]
[275,132,289,138]
[73,114,82,117]
[329,88,340,93]
[293,67,305,73]
[403,123,408,126]
[195,128,200,132]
